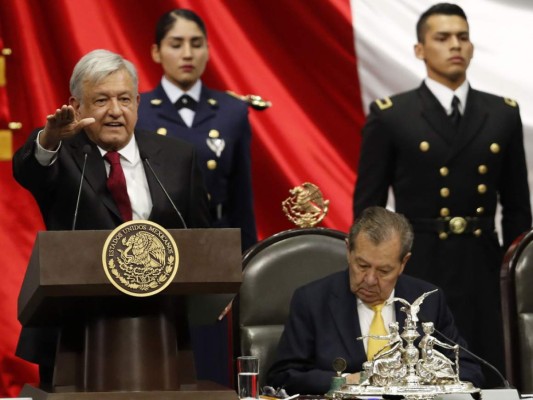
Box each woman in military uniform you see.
[138,9,257,252]
[137,9,258,387]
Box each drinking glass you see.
[237,356,259,399]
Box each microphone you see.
[419,313,511,389]
[72,144,92,230]
[140,151,187,229]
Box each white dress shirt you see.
[97,138,152,220]
[34,132,152,220]
[357,291,396,353]
[425,77,469,116]
[161,76,202,127]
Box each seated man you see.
[267,206,484,395]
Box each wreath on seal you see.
[107,231,175,292]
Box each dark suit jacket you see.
[12,127,210,365]
[138,84,257,251]
[13,128,210,231]
[354,83,531,249]
[352,83,532,374]
[267,271,484,395]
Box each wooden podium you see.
[18,228,241,400]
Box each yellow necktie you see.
[367,303,388,360]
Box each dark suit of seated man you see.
[267,206,484,395]
[12,49,210,388]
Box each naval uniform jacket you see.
[267,271,484,395]
[353,82,532,374]
[138,84,257,252]
[12,127,210,367]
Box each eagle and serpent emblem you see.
[282,182,330,228]
[102,221,179,297]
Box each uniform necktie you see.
[367,303,389,360]
[450,95,461,129]
[174,94,197,111]
[104,151,132,221]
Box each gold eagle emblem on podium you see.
[102,221,179,297]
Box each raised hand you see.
[39,105,95,150]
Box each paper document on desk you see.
[437,391,520,400]
[435,395,473,400]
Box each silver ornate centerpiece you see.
[333,290,480,400]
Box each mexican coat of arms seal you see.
[102,220,179,297]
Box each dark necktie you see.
[174,94,197,111]
[450,95,461,129]
[104,151,132,221]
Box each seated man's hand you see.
[345,372,361,385]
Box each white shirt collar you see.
[357,290,396,310]
[424,77,469,115]
[161,76,202,104]
[97,135,139,165]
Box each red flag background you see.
[0,0,363,395]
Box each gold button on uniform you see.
[478,165,488,174]
[209,129,220,138]
[478,184,487,194]
[156,127,167,136]
[440,167,449,177]
[490,143,500,154]
[8,122,22,130]
[419,141,430,152]
[476,207,484,215]
[440,188,450,198]
[474,229,482,237]
[439,232,448,240]
[440,208,450,217]
[207,160,217,170]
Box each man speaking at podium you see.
[12,49,210,387]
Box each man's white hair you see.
[69,49,138,99]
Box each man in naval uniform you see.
[352,3,531,387]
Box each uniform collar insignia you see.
[504,97,517,107]
[375,97,393,110]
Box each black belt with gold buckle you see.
[409,216,494,239]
